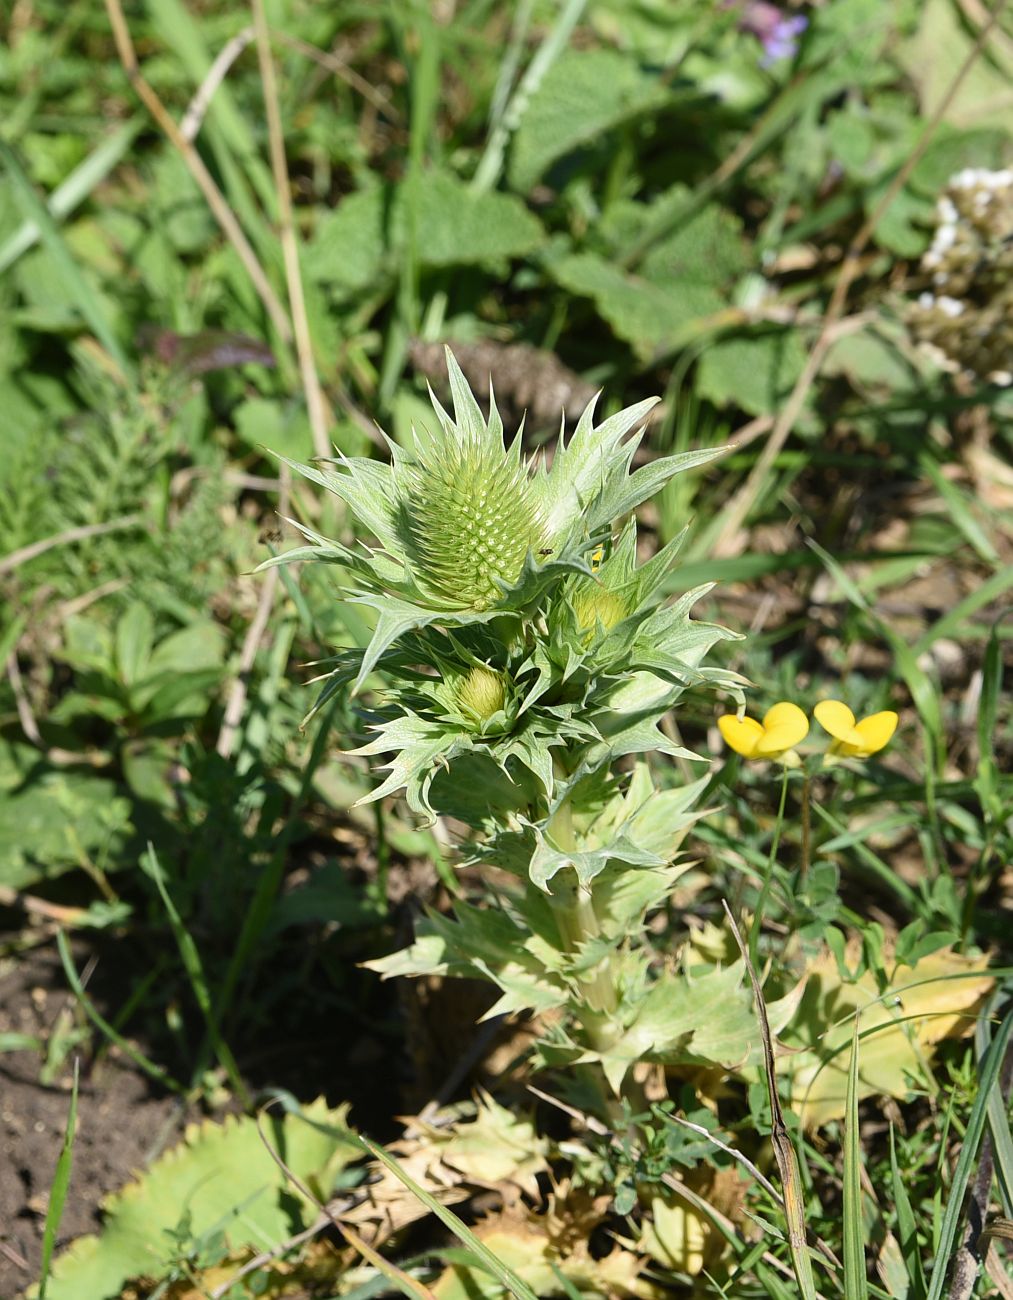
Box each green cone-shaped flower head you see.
[572,583,629,638]
[456,664,507,724]
[408,440,546,611]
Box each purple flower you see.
[737,2,808,65]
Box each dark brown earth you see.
[0,947,183,1299]
[0,868,481,1300]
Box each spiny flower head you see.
[266,349,730,696]
[407,439,546,611]
[266,350,740,819]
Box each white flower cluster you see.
[910,167,1013,386]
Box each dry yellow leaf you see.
[781,944,993,1127]
[639,1167,746,1276]
[431,1195,662,1300]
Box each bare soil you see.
[0,947,183,1299]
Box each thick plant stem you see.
[546,769,619,1049]
[547,871,617,1019]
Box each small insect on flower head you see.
[814,700,897,763]
[718,701,809,767]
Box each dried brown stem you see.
[103,0,292,344]
[0,515,142,577]
[250,0,332,461]
[216,467,291,759]
[180,25,256,142]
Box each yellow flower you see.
[718,701,809,767]
[814,700,897,761]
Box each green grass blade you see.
[919,455,1000,568]
[973,612,1009,825]
[924,1003,1013,1300]
[56,929,185,1094]
[471,0,587,193]
[141,844,249,1104]
[843,1020,869,1300]
[0,1032,43,1052]
[977,1006,1013,1218]
[889,1127,928,1300]
[913,568,1013,655]
[38,1059,79,1300]
[811,804,920,911]
[0,139,132,379]
[359,1135,541,1300]
[0,121,140,273]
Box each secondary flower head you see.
[456,663,507,725]
[814,700,897,761]
[571,583,629,639]
[718,701,809,766]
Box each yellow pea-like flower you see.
[814,700,898,761]
[718,701,809,766]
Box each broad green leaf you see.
[46,1100,360,1300]
[594,961,803,1093]
[234,395,314,461]
[0,744,132,890]
[306,171,544,295]
[366,899,569,1018]
[822,321,924,392]
[508,48,670,191]
[144,621,226,681]
[410,170,545,266]
[114,603,155,689]
[696,332,807,416]
[550,252,723,361]
[638,190,748,286]
[900,0,1013,126]
[303,186,388,296]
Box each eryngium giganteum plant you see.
[267,352,790,1101]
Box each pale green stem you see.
[748,761,791,970]
[546,762,618,1040]
[546,760,653,1116]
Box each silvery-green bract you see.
[266,349,740,823]
[267,351,764,1091]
